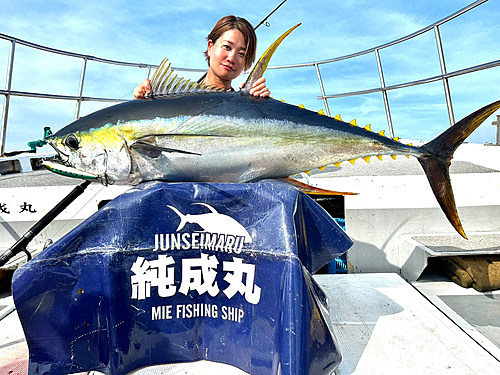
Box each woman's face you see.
[207,29,247,86]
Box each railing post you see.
[75,57,88,120]
[435,25,455,126]
[375,49,394,138]
[314,63,331,116]
[493,115,500,146]
[497,115,500,146]
[0,40,15,157]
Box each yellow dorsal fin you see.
[334,114,343,121]
[150,59,227,96]
[334,162,342,168]
[378,130,386,136]
[318,109,326,116]
[318,165,327,171]
[349,159,357,165]
[391,155,397,160]
[299,104,305,109]
[364,124,372,132]
[350,119,358,126]
[363,156,371,163]
[377,155,383,161]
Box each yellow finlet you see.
[299,104,305,109]
[318,109,326,116]
[334,114,343,121]
[393,137,400,142]
[363,156,371,163]
[304,169,312,175]
[350,119,358,126]
[318,165,327,171]
[408,143,413,146]
[364,124,372,132]
[378,130,386,136]
[391,155,397,160]
[405,155,410,159]
[377,155,383,161]
[334,162,342,168]
[349,159,356,165]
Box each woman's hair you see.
[204,15,257,71]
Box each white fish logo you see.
[167,203,252,244]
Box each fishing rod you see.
[254,0,289,30]
[0,180,91,267]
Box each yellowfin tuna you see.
[42,25,500,239]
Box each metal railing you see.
[0,0,496,156]
[0,36,206,156]
[266,0,497,138]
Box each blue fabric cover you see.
[13,180,352,375]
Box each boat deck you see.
[1,273,500,375]
[1,143,500,373]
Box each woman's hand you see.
[134,79,151,99]
[240,77,270,97]
[136,76,270,98]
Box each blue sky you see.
[1,0,499,153]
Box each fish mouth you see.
[42,155,99,181]
[43,141,101,181]
[45,141,69,162]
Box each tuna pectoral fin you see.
[281,177,358,196]
[130,141,200,158]
[419,99,500,239]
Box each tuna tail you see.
[242,23,301,93]
[167,205,188,231]
[418,99,500,239]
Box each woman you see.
[134,15,270,99]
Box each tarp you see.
[13,180,353,375]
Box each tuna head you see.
[43,124,133,185]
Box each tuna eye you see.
[65,134,80,150]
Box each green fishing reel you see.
[27,127,52,152]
